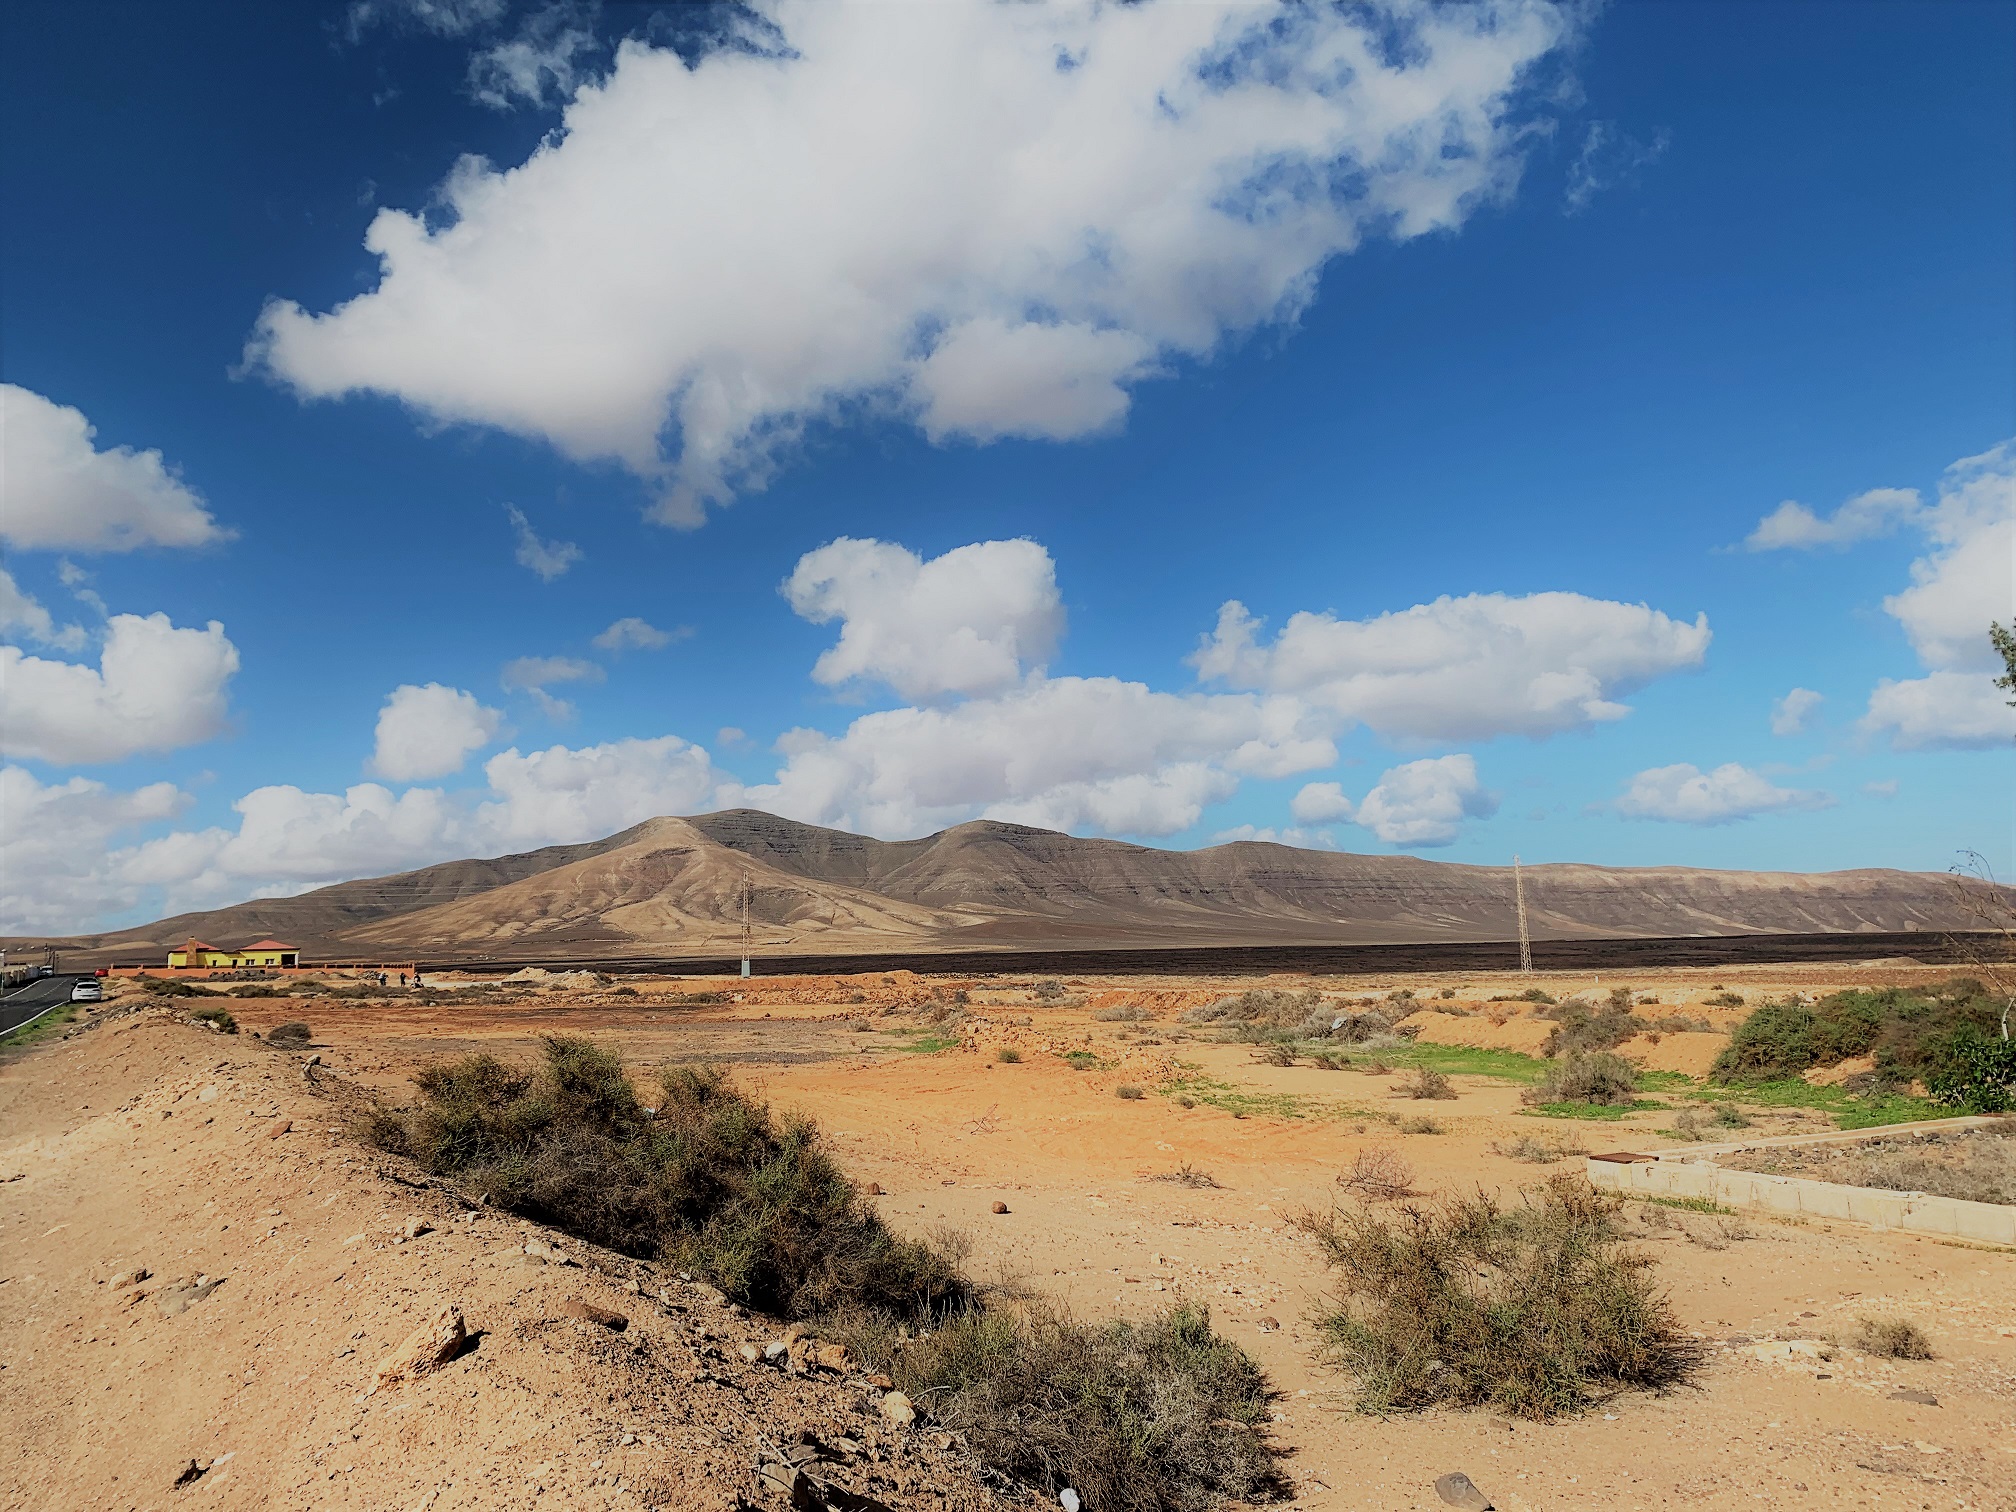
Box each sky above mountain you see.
[3,0,2012,936]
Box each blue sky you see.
[2,0,2012,935]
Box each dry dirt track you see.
[5,961,2015,1512]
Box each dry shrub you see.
[363,1037,966,1322]
[1093,1005,1149,1023]
[833,1302,1279,1512]
[265,1022,312,1049]
[1149,1164,1221,1188]
[1524,1052,1640,1107]
[1259,1043,1297,1067]
[996,1047,1023,1064]
[1399,1068,1457,1101]
[1542,995,1648,1058]
[1855,1316,1933,1359]
[188,1004,237,1033]
[1396,1115,1444,1135]
[1491,1134,1587,1164]
[1115,1084,1146,1100]
[1301,1175,1705,1420]
[1337,1148,1415,1201]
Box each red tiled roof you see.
[239,940,296,951]
[181,941,218,951]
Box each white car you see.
[70,979,103,1003]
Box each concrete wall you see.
[1586,1153,2016,1246]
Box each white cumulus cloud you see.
[1858,440,2016,749]
[0,612,239,765]
[592,616,680,652]
[1743,486,1922,551]
[0,567,87,652]
[1614,762,1833,825]
[0,765,191,932]
[1192,592,1710,741]
[506,504,582,581]
[740,674,1332,840]
[0,384,229,552]
[1289,780,1354,824]
[1352,754,1497,846]
[368,683,503,781]
[785,537,1063,701]
[1770,687,1823,737]
[250,0,1575,524]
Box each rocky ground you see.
[4,961,2014,1512]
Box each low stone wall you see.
[1585,1116,2015,1246]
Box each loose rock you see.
[990,1201,1009,1215]
[1889,1387,1940,1406]
[1433,1471,1494,1511]
[373,1304,471,1387]
[879,1391,916,1427]
[560,1299,628,1331]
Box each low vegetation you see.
[1713,979,2015,1112]
[1491,1133,1589,1164]
[188,1004,238,1033]
[365,1037,1278,1510]
[1541,990,1647,1057]
[264,1022,312,1049]
[1092,1005,1149,1022]
[1397,1068,1456,1100]
[138,975,208,997]
[832,1302,1279,1512]
[1524,1051,1640,1108]
[1336,1148,1415,1201]
[1301,1175,1705,1420]
[1855,1316,1934,1360]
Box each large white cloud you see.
[250,0,1574,523]
[1859,440,2016,749]
[1352,754,1498,846]
[476,735,728,848]
[741,675,1332,839]
[1192,591,1710,741]
[0,766,191,932]
[785,537,1063,700]
[369,683,503,781]
[0,567,86,652]
[0,385,229,552]
[1614,762,1833,825]
[1743,486,1922,552]
[0,613,239,765]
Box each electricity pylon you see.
[1514,854,1533,976]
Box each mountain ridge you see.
[12,808,1994,965]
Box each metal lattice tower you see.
[1514,854,1534,976]
[739,883,753,979]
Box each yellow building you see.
[166,938,301,969]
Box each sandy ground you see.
[5,961,2014,1512]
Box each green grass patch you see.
[1157,1073,1369,1121]
[1521,1099,1665,1122]
[887,1029,960,1054]
[1691,1080,1948,1130]
[1369,1042,1551,1084]
[1629,1194,1735,1216]
[0,1002,80,1054]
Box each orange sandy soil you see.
[6,961,2014,1512]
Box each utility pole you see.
[1514,855,1534,977]
[739,882,752,980]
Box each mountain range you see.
[14,810,1994,967]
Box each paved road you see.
[0,975,87,1036]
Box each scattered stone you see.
[879,1391,916,1427]
[691,1281,729,1305]
[1433,1471,1494,1510]
[400,1215,434,1241]
[815,1343,853,1372]
[373,1304,471,1387]
[560,1299,628,1331]
[865,1182,885,1196]
[109,1267,151,1290]
[265,1118,292,1139]
[1889,1387,1940,1406]
[1059,1491,1081,1512]
[990,1201,1009,1215]
[156,1278,224,1317]
[173,1459,209,1489]
[1256,1317,1280,1333]
[784,1322,812,1345]
[765,1342,790,1362]
[740,1343,762,1364]
[864,1373,894,1390]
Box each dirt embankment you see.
[0,1011,1035,1512]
